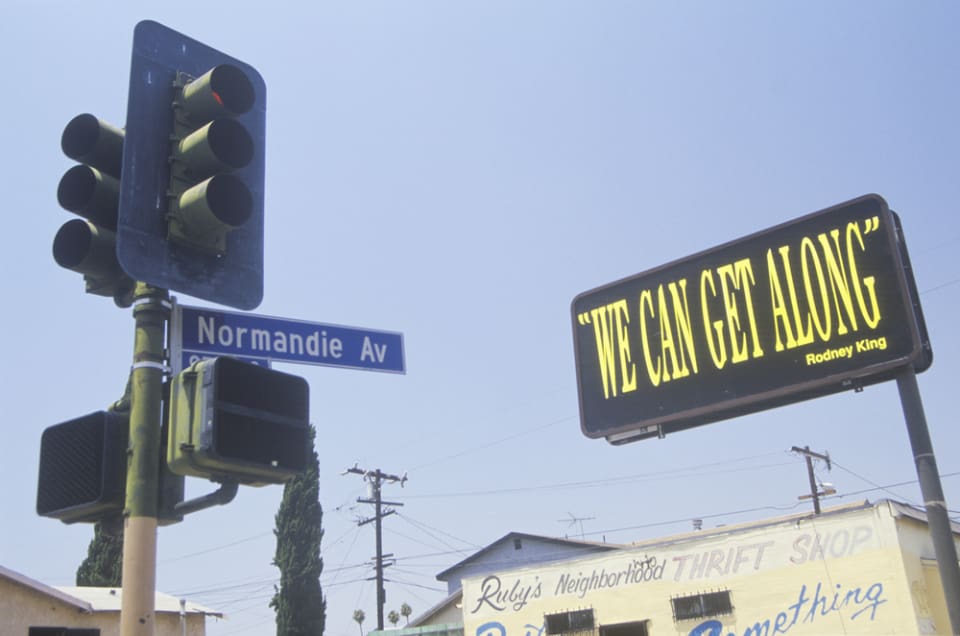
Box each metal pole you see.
[897,367,960,635]
[120,283,169,636]
[179,598,187,636]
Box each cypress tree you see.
[76,521,123,586]
[272,424,325,635]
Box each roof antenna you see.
[557,512,596,539]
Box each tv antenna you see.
[558,512,595,539]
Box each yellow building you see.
[0,565,220,636]
[461,500,958,636]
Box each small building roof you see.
[55,586,222,617]
[889,498,960,533]
[617,498,960,555]
[0,565,93,614]
[409,588,462,627]
[436,531,621,581]
[0,564,222,619]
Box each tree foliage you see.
[76,521,123,586]
[272,424,325,635]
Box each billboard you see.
[571,194,931,444]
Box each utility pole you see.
[345,466,407,631]
[791,446,832,514]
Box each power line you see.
[395,512,480,552]
[159,531,273,564]
[158,451,945,571]
[831,459,922,507]
[407,415,573,472]
[921,278,960,294]
[169,468,960,633]
[401,455,795,499]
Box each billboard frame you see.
[571,194,931,444]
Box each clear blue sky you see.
[3,2,960,635]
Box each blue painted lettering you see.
[476,623,506,636]
[688,580,886,636]
[475,621,544,636]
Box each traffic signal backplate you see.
[118,20,266,310]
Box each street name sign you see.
[171,303,405,375]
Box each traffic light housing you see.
[54,114,134,305]
[37,412,127,524]
[168,357,309,485]
[117,20,266,310]
[167,65,255,255]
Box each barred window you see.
[671,590,733,621]
[545,609,595,634]
[600,620,649,636]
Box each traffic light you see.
[37,412,127,524]
[54,114,134,305]
[168,356,310,485]
[167,65,255,255]
[117,20,266,310]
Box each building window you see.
[30,629,101,636]
[600,620,649,636]
[671,590,734,621]
[514,537,523,550]
[545,609,595,634]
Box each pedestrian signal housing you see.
[37,411,128,524]
[168,357,309,485]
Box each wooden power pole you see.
[791,446,832,514]
[345,466,407,630]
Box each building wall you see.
[892,514,960,635]
[0,577,206,636]
[461,503,945,636]
[419,601,467,626]
[922,561,950,634]
[1,577,97,634]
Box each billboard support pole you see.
[897,366,960,634]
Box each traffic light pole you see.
[48,21,272,636]
[120,283,170,636]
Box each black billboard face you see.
[571,195,930,443]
